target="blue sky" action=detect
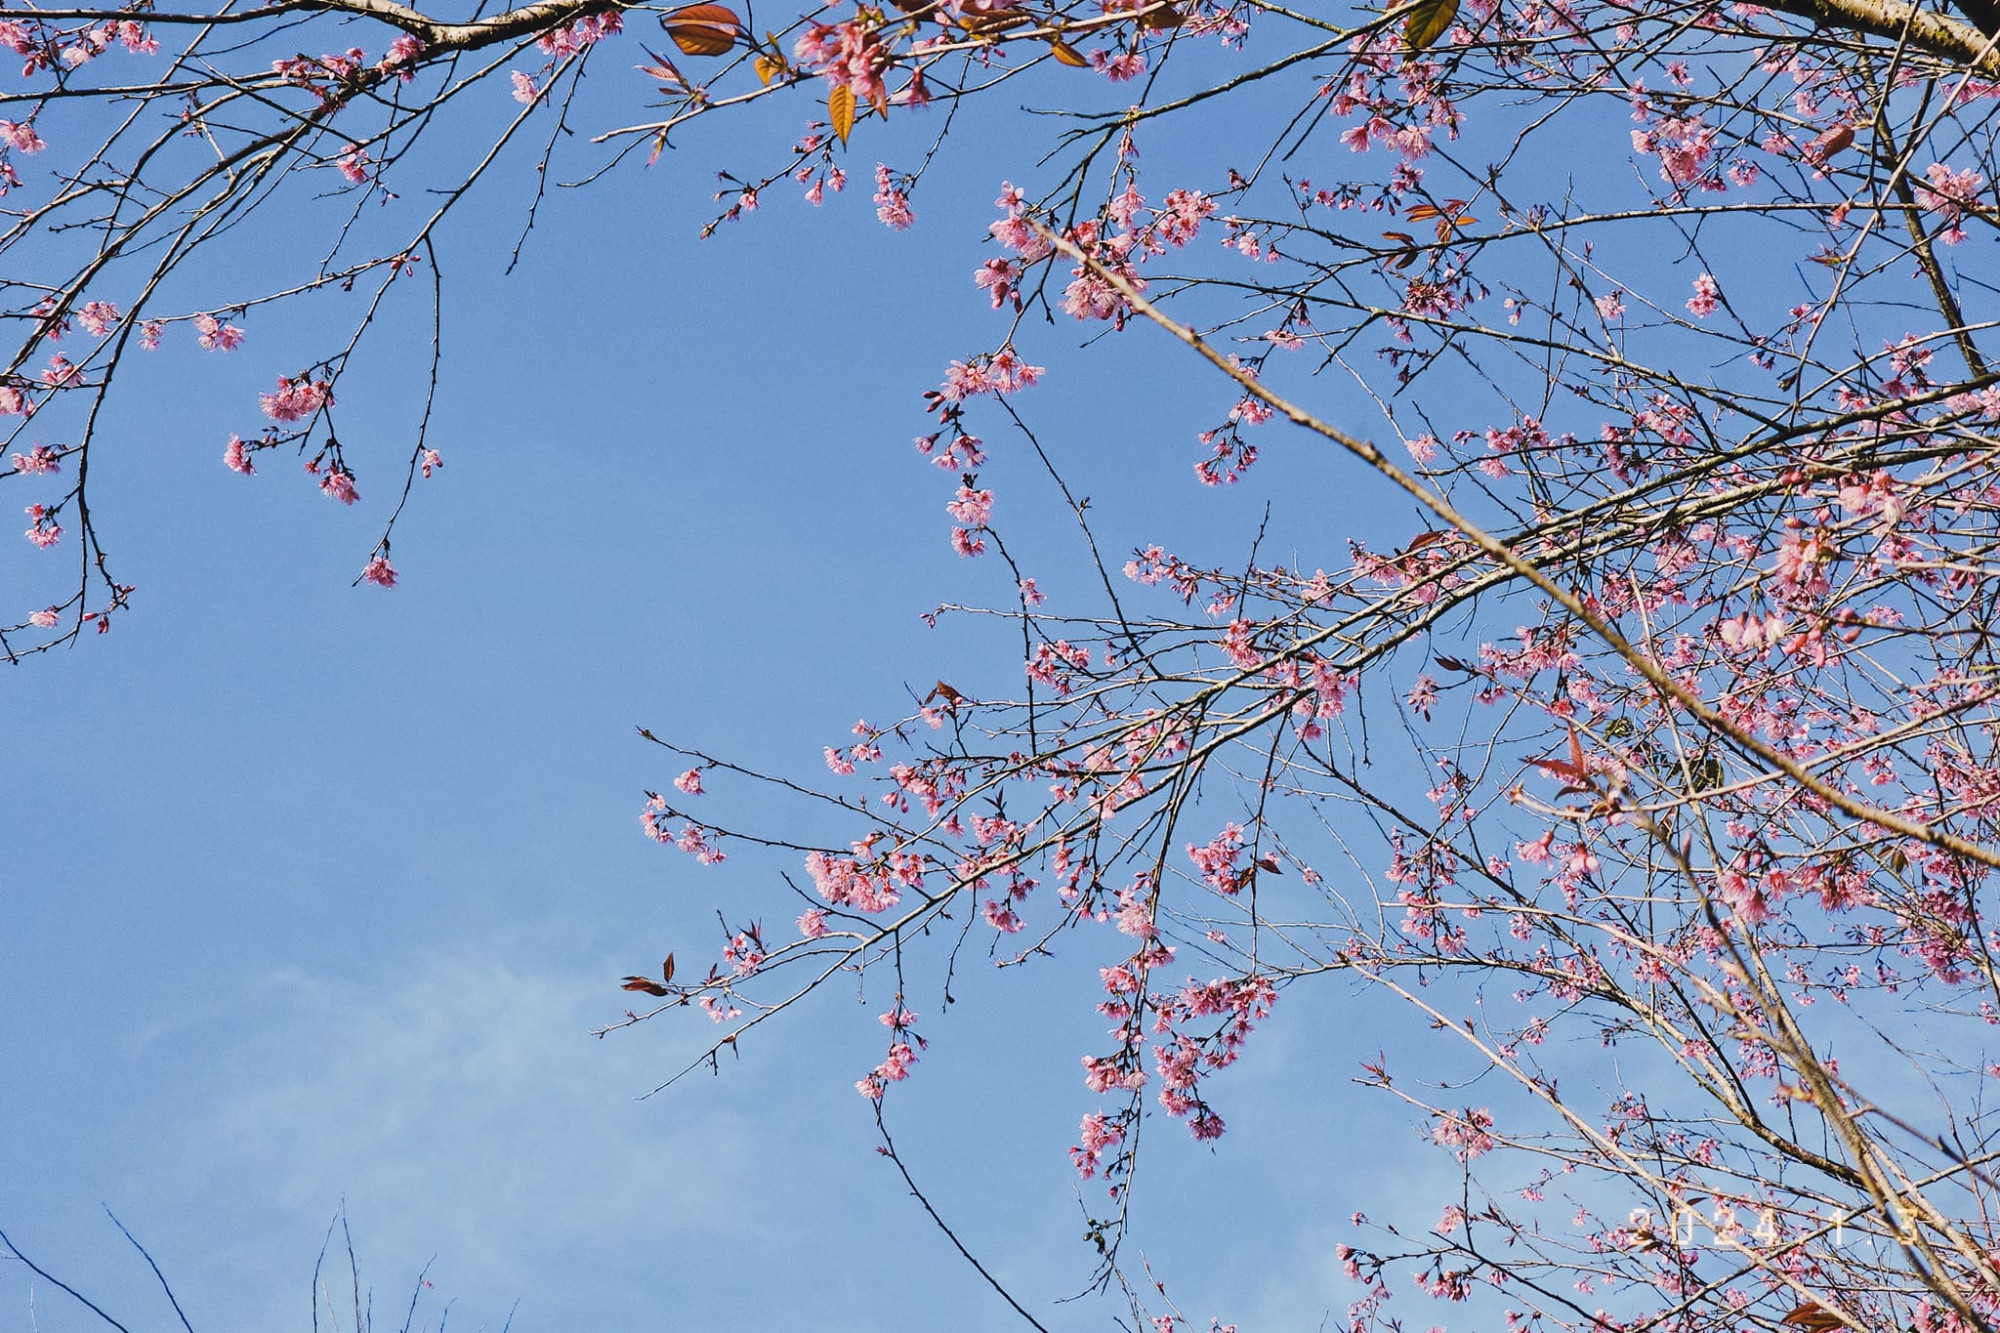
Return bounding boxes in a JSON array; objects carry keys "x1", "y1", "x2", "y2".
[
  {"x1": 7, "y1": 9, "x2": 1918, "y2": 1321},
  {"x1": 0, "y1": 51, "x2": 1463, "y2": 1327}
]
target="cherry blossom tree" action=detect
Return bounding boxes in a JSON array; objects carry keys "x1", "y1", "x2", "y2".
[{"x1": 13, "y1": 0, "x2": 2000, "y2": 1325}]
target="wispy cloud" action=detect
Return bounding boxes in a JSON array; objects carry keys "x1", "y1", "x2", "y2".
[{"x1": 186, "y1": 943, "x2": 771, "y2": 1328}]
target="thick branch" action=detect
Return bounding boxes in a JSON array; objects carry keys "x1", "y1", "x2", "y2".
[{"x1": 1753, "y1": 0, "x2": 2000, "y2": 73}]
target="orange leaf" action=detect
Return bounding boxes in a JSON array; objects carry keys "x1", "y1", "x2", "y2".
[
  {"x1": 1406, "y1": 203, "x2": 1442, "y2": 221},
  {"x1": 660, "y1": 3, "x2": 741, "y2": 56},
  {"x1": 1381, "y1": 230, "x2": 1419, "y2": 269},
  {"x1": 828, "y1": 84, "x2": 855, "y2": 144},
  {"x1": 1049, "y1": 35, "x2": 1089, "y2": 65},
  {"x1": 753, "y1": 52, "x2": 785, "y2": 86}
]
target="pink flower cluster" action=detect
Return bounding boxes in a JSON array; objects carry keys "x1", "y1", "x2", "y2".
[
  {"x1": 76, "y1": 301, "x2": 119, "y2": 337},
  {"x1": 316, "y1": 466, "x2": 359, "y2": 505},
  {"x1": 1916, "y1": 163, "x2": 1985, "y2": 243},
  {"x1": 640, "y1": 794, "x2": 726, "y2": 863},
  {"x1": 195, "y1": 312, "x2": 244, "y2": 351},
  {"x1": 10, "y1": 444, "x2": 59, "y2": 474},
  {"x1": 855, "y1": 1006, "x2": 922, "y2": 1100},
  {"x1": 536, "y1": 8, "x2": 620, "y2": 57},
  {"x1": 1686, "y1": 273, "x2": 1720, "y2": 318},
  {"x1": 804, "y1": 835, "x2": 923, "y2": 913},
  {"x1": 1431, "y1": 1106, "x2": 1496, "y2": 1159},
  {"x1": 0, "y1": 118, "x2": 46, "y2": 153},
  {"x1": 872, "y1": 163, "x2": 913, "y2": 230},
  {"x1": 260, "y1": 375, "x2": 330, "y2": 422},
  {"x1": 23, "y1": 503, "x2": 61, "y2": 548},
  {"x1": 935, "y1": 348, "x2": 1043, "y2": 405},
  {"x1": 1070, "y1": 1111, "x2": 1125, "y2": 1178},
  {"x1": 792, "y1": 18, "x2": 889, "y2": 112}
]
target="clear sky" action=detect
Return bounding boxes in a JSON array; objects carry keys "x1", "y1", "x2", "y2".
[{"x1": 0, "y1": 48, "x2": 1461, "y2": 1329}]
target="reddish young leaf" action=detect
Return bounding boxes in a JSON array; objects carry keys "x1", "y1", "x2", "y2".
[
  {"x1": 957, "y1": 3, "x2": 1031, "y2": 33},
  {"x1": 659, "y1": 4, "x2": 742, "y2": 56},
  {"x1": 637, "y1": 46, "x2": 687, "y2": 90},
  {"x1": 1805, "y1": 123, "x2": 1855, "y2": 162},
  {"x1": 1529, "y1": 756, "x2": 1587, "y2": 784},
  {"x1": 1783, "y1": 1305, "x2": 1846, "y2": 1333}
]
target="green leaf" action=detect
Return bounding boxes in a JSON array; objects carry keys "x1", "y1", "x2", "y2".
[{"x1": 1400, "y1": 0, "x2": 1459, "y2": 51}]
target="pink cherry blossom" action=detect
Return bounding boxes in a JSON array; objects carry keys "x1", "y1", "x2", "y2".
[
  {"x1": 260, "y1": 376, "x2": 330, "y2": 422},
  {"x1": 0, "y1": 119, "x2": 46, "y2": 153},
  {"x1": 318, "y1": 468, "x2": 359, "y2": 505},
  {"x1": 11, "y1": 444, "x2": 59, "y2": 474},
  {"x1": 76, "y1": 301, "x2": 119, "y2": 337},
  {"x1": 1686, "y1": 273, "x2": 1720, "y2": 318},
  {"x1": 195, "y1": 312, "x2": 244, "y2": 351},
  {"x1": 23, "y1": 504, "x2": 61, "y2": 548}
]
